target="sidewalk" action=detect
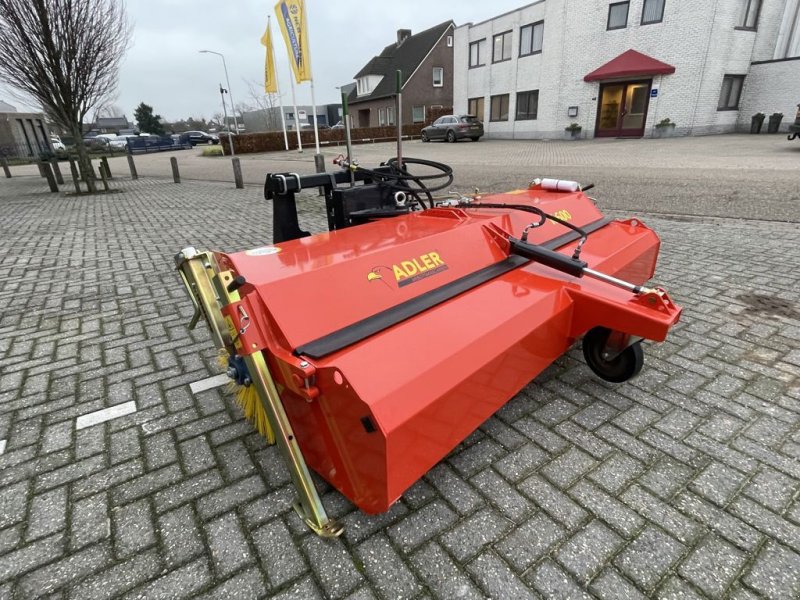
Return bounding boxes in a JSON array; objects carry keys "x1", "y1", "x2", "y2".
[{"x1": 0, "y1": 171, "x2": 799, "y2": 598}]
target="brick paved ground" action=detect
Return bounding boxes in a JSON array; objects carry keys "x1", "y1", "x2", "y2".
[{"x1": 1, "y1": 137, "x2": 799, "y2": 598}]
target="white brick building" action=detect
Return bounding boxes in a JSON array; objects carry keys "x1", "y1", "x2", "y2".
[{"x1": 453, "y1": 0, "x2": 800, "y2": 139}]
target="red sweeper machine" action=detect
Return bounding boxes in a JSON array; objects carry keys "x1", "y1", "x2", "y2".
[{"x1": 175, "y1": 85, "x2": 681, "y2": 537}]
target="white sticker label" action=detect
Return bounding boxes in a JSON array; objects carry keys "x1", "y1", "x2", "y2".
[{"x1": 245, "y1": 246, "x2": 282, "y2": 256}]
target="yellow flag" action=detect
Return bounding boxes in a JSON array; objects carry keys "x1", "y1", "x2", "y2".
[
  {"x1": 274, "y1": 0, "x2": 311, "y2": 83},
  {"x1": 260, "y1": 23, "x2": 278, "y2": 93}
]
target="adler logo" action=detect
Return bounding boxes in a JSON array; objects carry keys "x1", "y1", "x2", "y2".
[{"x1": 368, "y1": 252, "x2": 448, "y2": 288}]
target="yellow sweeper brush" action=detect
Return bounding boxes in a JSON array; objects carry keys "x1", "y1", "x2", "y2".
[{"x1": 218, "y1": 350, "x2": 275, "y2": 445}]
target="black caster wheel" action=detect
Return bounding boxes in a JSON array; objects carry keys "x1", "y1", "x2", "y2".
[{"x1": 582, "y1": 327, "x2": 644, "y2": 383}]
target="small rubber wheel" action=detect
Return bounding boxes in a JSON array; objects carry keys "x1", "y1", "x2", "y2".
[
  {"x1": 471, "y1": 136, "x2": 480, "y2": 141},
  {"x1": 446, "y1": 130, "x2": 456, "y2": 143},
  {"x1": 421, "y1": 131, "x2": 429, "y2": 142},
  {"x1": 582, "y1": 327, "x2": 644, "y2": 383}
]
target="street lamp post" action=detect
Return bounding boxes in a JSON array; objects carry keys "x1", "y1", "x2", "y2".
[{"x1": 199, "y1": 50, "x2": 240, "y2": 134}]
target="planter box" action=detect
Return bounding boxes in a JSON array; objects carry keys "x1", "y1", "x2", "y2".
[
  {"x1": 564, "y1": 130, "x2": 582, "y2": 140},
  {"x1": 653, "y1": 124, "x2": 676, "y2": 138}
]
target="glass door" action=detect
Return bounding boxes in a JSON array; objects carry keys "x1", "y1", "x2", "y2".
[{"x1": 595, "y1": 80, "x2": 651, "y2": 137}]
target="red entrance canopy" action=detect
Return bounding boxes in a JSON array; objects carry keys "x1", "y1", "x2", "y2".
[{"x1": 584, "y1": 49, "x2": 675, "y2": 82}]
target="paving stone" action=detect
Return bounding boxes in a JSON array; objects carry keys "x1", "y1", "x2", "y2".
[
  {"x1": 0, "y1": 532, "x2": 65, "y2": 583},
  {"x1": 178, "y1": 435, "x2": 217, "y2": 475},
  {"x1": 251, "y1": 518, "x2": 307, "y2": 588},
  {"x1": 495, "y1": 512, "x2": 567, "y2": 571},
  {"x1": 270, "y1": 576, "x2": 324, "y2": 600},
  {"x1": 25, "y1": 485, "x2": 68, "y2": 541},
  {"x1": 528, "y1": 558, "x2": 592, "y2": 599},
  {"x1": 519, "y1": 474, "x2": 588, "y2": 531},
  {"x1": 677, "y1": 534, "x2": 747, "y2": 597},
  {"x1": 71, "y1": 459, "x2": 145, "y2": 500},
  {"x1": 195, "y1": 566, "x2": 268, "y2": 600},
  {"x1": 688, "y1": 461, "x2": 748, "y2": 507},
  {"x1": 157, "y1": 504, "x2": 205, "y2": 568},
  {"x1": 470, "y1": 468, "x2": 533, "y2": 522},
  {"x1": 742, "y1": 541, "x2": 800, "y2": 600},
  {"x1": 410, "y1": 542, "x2": 484, "y2": 600},
  {"x1": 121, "y1": 557, "x2": 212, "y2": 600},
  {"x1": 569, "y1": 480, "x2": 643, "y2": 538},
  {"x1": 492, "y1": 443, "x2": 548, "y2": 483},
  {"x1": 67, "y1": 548, "x2": 161, "y2": 600},
  {"x1": 70, "y1": 493, "x2": 110, "y2": 550},
  {"x1": 215, "y1": 439, "x2": 257, "y2": 482},
  {"x1": 588, "y1": 453, "x2": 644, "y2": 494},
  {"x1": 355, "y1": 533, "x2": 422, "y2": 600},
  {"x1": 387, "y1": 499, "x2": 458, "y2": 552},
  {"x1": 639, "y1": 457, "x2": 696, "y2": 500},
  {"x1": 621, "y1": 484, "x2": 703, "y2": 544},
  {"x1": 110, "y1": 463, "x2": 183, "y2": 506},
  {"x1": 0, "y1": 480, "x2": 29, "y2": 529},
  {"x1": 743, "y1": 466, "x2": 798, "y2": 513},
  {"x1": 142, "y1": 430, "x2": 179, "y2": 470},
  {"x1": 302, "y1": 534, "x2": 363, "y2": 599},
  {"x1": 16, "y1": 542, "x2": 110, "y2": 598},
  {"x1": 555, "y1": 519, "x2": 624, "y2": 584},
  {"x1": 730, "y1": 496, "x2": 800, "y2": 553},
  {"x1": 655, "y1": 576, "x2": 706, "y2": 600},
  {"x1": 424, "y1": 463, "x2": 484, "y2": 515},
  {"x1": 204, "y1": 512, "x2": 253, "y2": 578},
  {"x1": 112, "y1": 498, "x2": 156, "y2": 559},
  {"x1": 448, "y1": 438, "x2": 506, "y2": 477},
  {"x1": 590, "y1": 567, "x2": 648, "y2": 600},
  {"x1": 541, "y1": 447, "x2": 597, "y2": 489},
  {"x1": 440, "y1": 507, "x2": 513, "y2": 562},
  {"x1": 613, "y1": 405, "x2": 660, "y2": 435},
  {"x1": 614, "y1": 526, "x2": 686, "y2": 592},
  {"x1": 674, "y1": 491, "x2": 762, "y2": 552},
  {"x1": 466, "y1": 551, "x2": 539, "y2": 600}
]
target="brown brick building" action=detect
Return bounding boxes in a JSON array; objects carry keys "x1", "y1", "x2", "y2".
[{"x1": 348, "y1": 21, "x2": 455, "y2": 128}]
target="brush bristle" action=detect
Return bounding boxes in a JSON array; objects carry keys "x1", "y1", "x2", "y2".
[{"x1": 219, "y1": 350, "x2": 275, "y2": 445}]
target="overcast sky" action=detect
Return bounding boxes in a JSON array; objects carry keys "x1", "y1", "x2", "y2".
[{"x1": 1, "y1": 0, "x2": 530, "y2": 122}]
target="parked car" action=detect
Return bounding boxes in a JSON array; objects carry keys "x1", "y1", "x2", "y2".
[
  {"x1": 331, "y1": 120, "x2": 345, "y2": 130},
  {"x1": 180, "y1": 131, "x2": 219, "y2": 146},
  {"x1": 421, "y1": 115, "x2": 484, "y2": 143},
  {"x1": 50, "y1": 135, "x2": 65, "y2": 151}
]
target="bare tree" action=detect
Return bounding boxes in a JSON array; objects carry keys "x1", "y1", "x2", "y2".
[
  {"x1": 0, "y1": 0, "x2": 130, "y2": 192},
  {"x1": 243, "y1": 79, "x2": 282, "y2": 132}
]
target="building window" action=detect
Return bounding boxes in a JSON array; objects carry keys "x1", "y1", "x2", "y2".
[
  {"x1": 433, "y1": 67, "x2": 444, "y2": 87},
  {"x1": 412, "y1": 105, "x2": 426, "y2": 123},
  {"x1": 447, "y1": 35, "x2": 453, "y2": 47},
  {"x1": 641, "y1": 0, "x2": 665, "y2": 24},
  {"x1": 378, "y1": 108, "x2": 386, "y2": 126},
  {"x1": 468, "y1": 97, "x2": 485, "y2": 120},
  {"x1": 718, "y1": 75, "x2": 745, "y2": 110},
  {"x1": 490, "y1": 94, "x2": 509, "y2": 121},
  {"x1": 387, "y1": 106, "x2": 395, "y2": 126},
  {"x1": 492, "y1": 31, "x2": 512, "y2": 63},
  {"x1": 607, "y1": 1, "x2": 629, "y2": 30},
  {"x1": 516, "y1": 90, "x2": 539, "y2": 120},
  {"x1": 520, "y1": 21, "x2": 544, "y2": 56},
  {"x1": 469, "y1": 39, "x2": 485, "y2": 67},
  {"x1": 737, "y1": 0, "x2": 761, "y2": 30}
]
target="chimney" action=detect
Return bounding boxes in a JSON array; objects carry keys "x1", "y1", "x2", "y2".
[{"x1": 397, "y1": 29, "x2": 411, "y2": 46}]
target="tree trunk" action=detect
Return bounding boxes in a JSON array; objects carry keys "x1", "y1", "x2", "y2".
[{"x1": 70, "y1": 123, "x2": 97, "y2": 193}]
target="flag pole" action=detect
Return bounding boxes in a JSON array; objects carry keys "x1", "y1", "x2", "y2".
[
  {"x1": 267, "y1": 16, "x2": 289, "y2": 150},
  {"x1": 287, "y1": 72, "x2": 302, "y2": 152}
]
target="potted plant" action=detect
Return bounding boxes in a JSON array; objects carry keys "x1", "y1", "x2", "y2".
[
  {"x1": 750, "y1": 112, "x2": 766, "y2": 134},
  {"x1": 653, "y1": 118, "x2": 676, "y2": 138},
  {"x1": 564, "y1": 123, "x2": 582, "y2": 140},
  {"x1": 767, "y1": 112, "x2": 783, "y2": 133}
]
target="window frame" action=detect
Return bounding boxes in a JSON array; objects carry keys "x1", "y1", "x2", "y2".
[
  {"x1": 378, "y1": 108, "x2": 386, "y2": 126},
  {"x1": 717, "y1": 74, "x2": 745, "y2": 111},
  {"x1": 468, "y1": 97, "x2": 485, "y2": 121},
  {"x1": 432, "y1": 67, "x2": 444, "y2": 87},
  {"x1": 519, "y1": 21, "x2": 544, "y2": 57},
  {"x1": 412, "y1": 105, "x2": 426, "y2": 123},
  {"x1": 469, "y1": 39, "x2": 486, "y2": 68},
  {"x1": 515, "y1": 90, "x2": 539, "y2": 121},
  {"x1": 607, "y1": 1, "x2": 630, "y2": 30},
  {"x1": 387, "y1": 105, "x2": 395, "y2": 126},
  {"x1": 492, "y1": 30, "x2": 513, "y2": 63},
  {"x1": 640, "y1": 0, "x2": 665, "y2": 25},
  {"x1": 489, "y1": 94, "x2": 510, "y2": 122},
  {"x1": 735, "y1": 0, "x2": 761, "y2": 30}
]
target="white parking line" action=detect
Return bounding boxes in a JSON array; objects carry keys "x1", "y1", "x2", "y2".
[
  {"x1": 76, "y1": 401, "x2": 137, "y2": 430},
  {"x1": 0, "y1": 439, "x2": 6, "y2": 455},
  {"x1": 189, "y1": 373, "x2": 230, "y2": 395}
]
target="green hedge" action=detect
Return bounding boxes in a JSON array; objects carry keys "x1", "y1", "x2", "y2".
[{"x1": 219, "y1": 123, "x2": 426, "y2": 155}]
